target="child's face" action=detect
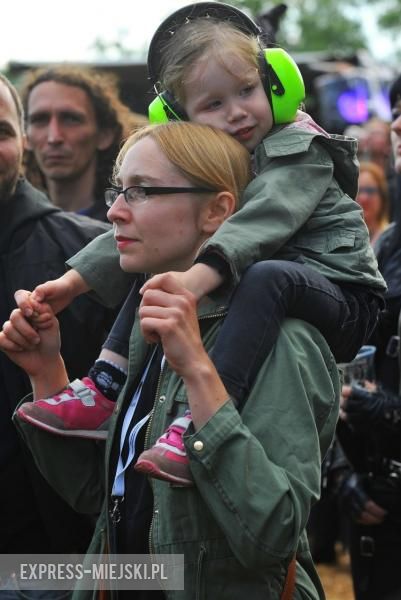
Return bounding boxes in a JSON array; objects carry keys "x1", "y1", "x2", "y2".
[{"x1": 184, "y1": 55, "x2": 273, "y2": 153}]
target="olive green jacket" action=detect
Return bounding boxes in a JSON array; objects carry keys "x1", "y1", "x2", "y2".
[
  {"x1": 203, "y1": 112, "x2": 385, "y2": 290},
  {"x1": 15, "y1": 298, "x2": 340, "y2": 599},
  {"x1": 67, "y1": 111, "x2": 385, "y2": 307}
]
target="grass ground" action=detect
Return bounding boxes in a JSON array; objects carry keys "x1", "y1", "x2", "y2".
[{"x1": 317, "y1": 545, "x2": 354, "y2": 600}]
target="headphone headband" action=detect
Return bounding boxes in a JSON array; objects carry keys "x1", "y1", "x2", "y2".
[{"x1": 147, "y1": 1, "x2": 261, "y2": 86}]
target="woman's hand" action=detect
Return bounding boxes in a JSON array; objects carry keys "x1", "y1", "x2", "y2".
[
  {"x1": 0, "y1": 305, "x2": 61, "y2": 378},
  {"x1": 139, "y1": 273, "x2": 206, "y2": 377},
  {"x1": 139, "y1": 273, "x2": 229, "y2": 429},
  {"x1": 339, "y1": 472, "x2": 387, "y2": 525}
]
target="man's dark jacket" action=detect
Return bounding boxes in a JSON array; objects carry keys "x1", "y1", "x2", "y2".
[{"x1": 0, "y1": 178, "x2": 113, "y2": 553}]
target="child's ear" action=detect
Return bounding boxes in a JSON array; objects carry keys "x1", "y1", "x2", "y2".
[{"x1": 202, "y1": 191, "x2": 236, "y2": 234}]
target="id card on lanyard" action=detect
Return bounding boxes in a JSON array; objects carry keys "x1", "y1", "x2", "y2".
[{"x1": 112, "y1": 348, "x2": 165, "y2": 498}]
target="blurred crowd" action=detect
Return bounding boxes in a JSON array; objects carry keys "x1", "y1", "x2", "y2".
[{"x1": 309, "y1": 76, "x2": 401, "y2": 600}]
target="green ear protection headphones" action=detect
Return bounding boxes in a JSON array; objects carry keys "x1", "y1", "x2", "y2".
[{"x1": 147, "y1": 1, "x2": 305, "y2": 126}]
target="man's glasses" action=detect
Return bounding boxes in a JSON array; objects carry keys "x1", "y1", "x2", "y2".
[
  {"x1": 358, "y1": 186, "x2": 379, "y2": 196},
  {"x1": 105, "y1": 185, "x2": 216, "y2": 208}
]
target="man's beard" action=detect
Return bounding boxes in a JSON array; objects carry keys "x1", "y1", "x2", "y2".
[{"x1": 0, "y1": 169, "x2": 19, "y2": 205}]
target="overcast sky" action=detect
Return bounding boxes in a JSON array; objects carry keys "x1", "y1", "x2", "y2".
[
  {"x1": 0, "y1": 0, "x2": 395, "y2": 69},
  {"x1": 0, "y1": 0, "x2": 190, "y2": 68}
]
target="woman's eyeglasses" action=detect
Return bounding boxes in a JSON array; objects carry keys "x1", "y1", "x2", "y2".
[
  {"x1": 358, "y1": 186, "x2": 379, "y2": 196},
  {"x1": 105, "y1": 185, "x2": 216, "y2": 207}
]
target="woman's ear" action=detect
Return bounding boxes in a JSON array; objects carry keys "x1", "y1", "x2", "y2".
[{"x1": 202, "y1": 191, "x2": 236, "y2": 234}]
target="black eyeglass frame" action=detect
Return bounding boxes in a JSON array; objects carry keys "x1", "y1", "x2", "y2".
[
  {"x1": 357, "y1": 186, "x2": 380, "y2": 196},
  {"x1": 105, "y1": 185, "x2": 217, "y2": 207}
]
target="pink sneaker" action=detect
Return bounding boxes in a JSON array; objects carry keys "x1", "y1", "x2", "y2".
[
  {"x1": 16, "y1": 378, "x2": 114, "y2": 440},
  {"x1": 134, "y1": 411, "x2": 193, "y2": 486}
]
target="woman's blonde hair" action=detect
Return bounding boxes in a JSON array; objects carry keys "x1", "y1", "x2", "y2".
[
  {"x1": 359, "y1": 161, "x2": 390, "y2": 227},
  {"x1": 113, "y1": 121, "x2": 251, "y2": 208},
  {"x1": 159, "y1": 18, "x2": 260, "y2": 105}
]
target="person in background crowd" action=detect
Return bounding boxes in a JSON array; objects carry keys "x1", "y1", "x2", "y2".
[
  {"x1": 0, "y1": 73, "x2": 117, "y2": 594},
  {"x1": 20, "y1": 65, "x2": 147, "y2": 221},
  {"x1": 362, "y1": 117, "x2": 399, "y2": 222},
  {"x1": 362, "y1": 118, "x2": 392, "y2": 173},
  {"x1": 337, "y1": 72, "x2": 401, "y2": 600},
  {"x1": 357, "y1": 161, "x2": 390, "y2": 247},
  {"x1": 343, "y1": 125, "x2": 369, "y2": 159}
]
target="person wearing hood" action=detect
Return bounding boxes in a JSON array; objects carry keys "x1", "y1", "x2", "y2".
[{"x1": 0, "y1": 73, "x2": 116, "y2": 570}]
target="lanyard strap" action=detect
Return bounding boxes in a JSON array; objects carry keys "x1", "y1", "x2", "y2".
[{"x1": 112, "y1": 348, "x2": 161, "y2": 498}]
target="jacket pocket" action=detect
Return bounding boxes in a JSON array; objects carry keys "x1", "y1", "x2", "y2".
[
  {"x1": 164, "y1": 384, "x2": 188, "y2": 415},
  {"x1": 293, "y1": 229, "x2": 355, "y2": 254}
]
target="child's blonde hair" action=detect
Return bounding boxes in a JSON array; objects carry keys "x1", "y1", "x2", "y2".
[
  {"x1": 159, "y1": 18, "x2": 260, "y2": 105},
  {"x1": 114, "y1": 121, "x2": 251, "y2": 208}
]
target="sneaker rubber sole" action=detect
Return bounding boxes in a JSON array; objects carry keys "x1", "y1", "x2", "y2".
[
  {"x1": 134, "y1": 458, "x2": 193, "y2": 487},
  {"x1": 17, "y1": 409, "x2": 109, "y2": 441}
]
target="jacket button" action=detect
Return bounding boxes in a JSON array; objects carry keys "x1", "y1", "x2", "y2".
[
  {"x1": 193, "y1": 440, "x2": 203, "y2": 451},
  {"x1": 159, "y1": 395, "x2": 166, "y2": 403}
]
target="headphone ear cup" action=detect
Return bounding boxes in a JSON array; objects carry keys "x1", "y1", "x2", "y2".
[
  {"x1": 148, "y1": 90, "x2": 187, "y2": 123},
  {"x1": 263, "y1": 48, "x2": 305, "y2": 125},
  {"x1": 148, "y1": 95, "x2": 169, "y2": 123}
]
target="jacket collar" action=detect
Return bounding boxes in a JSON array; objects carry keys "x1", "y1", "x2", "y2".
[
  {"x1": 0, "y1": 178, "x2": 59, "y2": 252},
  {"x1": 255, "y1": 111, "x2": 359, "y2": 200}
]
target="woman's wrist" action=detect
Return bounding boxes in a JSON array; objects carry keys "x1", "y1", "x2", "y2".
[
  {"x1": 30, "y1": 355, "x2": 68, "y2": 400},
  {"x1": 182, "y1": 355, "x2": 230, "y2": 429}
]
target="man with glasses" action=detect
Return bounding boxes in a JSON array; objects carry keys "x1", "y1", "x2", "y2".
[{"x1": 0, "y1": 73, "x2": 117, "y2": 577}]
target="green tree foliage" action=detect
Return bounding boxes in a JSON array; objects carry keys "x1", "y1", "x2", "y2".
[
  {"x1": 367, "y1": 0, "x2": 401, "y2": 61},
  {"x1": 90, "y1": 30, "x2": 146, "y2": 61},
  {"x1": 375, "y1": 0, "x2": 401, "y2": 31},
  {"x1": 287, "y1": 3, "x2": 367, "y2": 52},
  {"x1": 225, "y1": 0, "x2": 367, "y2": 53}
]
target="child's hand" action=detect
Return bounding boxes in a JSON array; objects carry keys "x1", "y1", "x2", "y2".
[
  {"x1": 14, "y1": 269, "x2": 90, "y2": 317},
  {"x1": 140, "y1": 263, "x2": 223, "y2": 302},
  {"x1": 10, "y1": 292, "x2": 53, "y2": 331},
  {"x1": 29, "y1": 302, "x2": 55, "y2": 331}
]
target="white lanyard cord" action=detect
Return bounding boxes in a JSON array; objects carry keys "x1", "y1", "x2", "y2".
[{"x1": 112, "y1": 348, "x2": 163, "y2": 498}]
